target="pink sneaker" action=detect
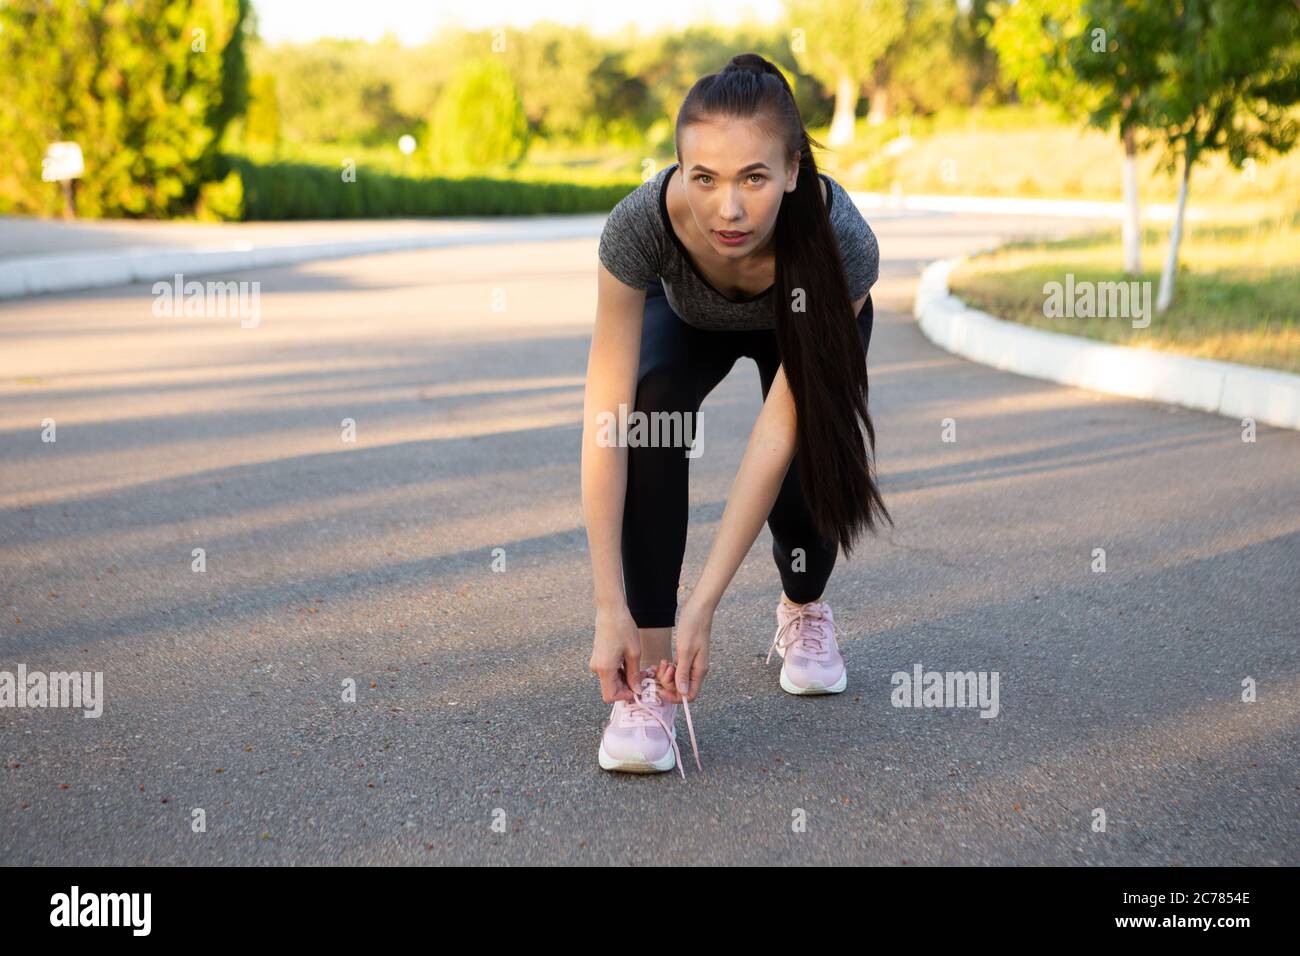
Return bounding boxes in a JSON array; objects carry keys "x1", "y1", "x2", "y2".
[
  {"x1": 597, "y1": 668, "x2": 702, "y2": 778},
  {"x1": 767, "y1": 598, "x2": 848, "y2": 695}
]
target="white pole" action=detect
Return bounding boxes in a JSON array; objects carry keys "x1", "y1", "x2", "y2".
[
  {"x1": 1122, "y1": 131, "x2": 1141, "y2": 275},
  {"x1": 1156, "y1": 153, "x2": 1191, "y2": 314}
]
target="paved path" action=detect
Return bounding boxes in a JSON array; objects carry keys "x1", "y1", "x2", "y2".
[
  {"x1": 0, "y1": 214, "x2": 609, "y2": 261},
  {"x1": 1, "y1": 211, "x2": 1296, "y2": 864}
]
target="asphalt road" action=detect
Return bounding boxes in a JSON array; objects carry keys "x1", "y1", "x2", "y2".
[{"x1": 1, "y1": 210, "x2": 1297, "y2": 865}]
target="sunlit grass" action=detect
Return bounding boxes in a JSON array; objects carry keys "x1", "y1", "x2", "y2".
[
  {"x1": 947, "y1": 209, "x2": 1300, "y2": 374},
  {"x1": 812, "y1": 105, "x2": 1300, "y2": 214}
]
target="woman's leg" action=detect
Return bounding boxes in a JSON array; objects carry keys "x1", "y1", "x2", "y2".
[
  {"x1": 762, "y1": 449, "x2": 839, "y2": 604},
  {"x1": 750, "y1": 294, "x2": 875, "y2": 604},
  {"x1": 622, "y1": 281, "x2": 741, "y2": 661}
]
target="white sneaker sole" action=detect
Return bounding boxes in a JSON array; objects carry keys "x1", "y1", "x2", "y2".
[
  {"x1": 779, "y1": 665, "x2": 848, "y2": 695},
  {"x1": 773, "y1": 624, "x2": 848, "y2": 695},
  {"x1": 597, "y1": 729, "x2": 678, "y2": 773}
]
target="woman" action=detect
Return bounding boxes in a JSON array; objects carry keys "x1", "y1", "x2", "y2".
[{"x1": 581, "y1": 52, "x2": 893, "y2": 778}]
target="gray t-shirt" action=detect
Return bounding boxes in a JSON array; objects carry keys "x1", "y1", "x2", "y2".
[{"x1": 597, "y1": 162, "x2": 879, "y2": 331}]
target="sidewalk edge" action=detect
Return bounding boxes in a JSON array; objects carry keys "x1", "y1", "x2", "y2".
[{"x1": 913, "y1": 256, "x2": 1300, "y2": 432}]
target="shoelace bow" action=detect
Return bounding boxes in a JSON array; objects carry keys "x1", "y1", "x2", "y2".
[
  {"x1": 621, "y1": 672, "x2": 702, "y2": 780},
  {"x1": 766, "y1": 602, "x2": 834, "y2": 666}
]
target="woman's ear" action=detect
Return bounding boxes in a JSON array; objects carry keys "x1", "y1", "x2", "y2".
[{"x1": 785, "y1": 150, "x2": 800, "y2": 193}]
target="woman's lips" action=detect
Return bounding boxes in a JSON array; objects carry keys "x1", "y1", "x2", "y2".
[{"x1": 714, "y1": 230, "x2": 750, "y2": 244}]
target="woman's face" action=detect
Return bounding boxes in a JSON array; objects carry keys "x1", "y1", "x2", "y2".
[{"x1": 677, "y1": 117, "x2": 797, "y2": 260}]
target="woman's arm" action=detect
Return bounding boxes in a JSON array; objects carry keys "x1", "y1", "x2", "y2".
[
  {"x1": 582, "y1": 264, "x2": 648, "y2": 701},
  {"x1": 691, "y1": 361, "x2": 799, "y2": 612},
  {"x1": 581, "y1": 272, "x2": 642, "y2": 611}
]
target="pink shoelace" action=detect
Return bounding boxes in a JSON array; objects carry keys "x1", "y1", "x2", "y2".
[
  {"x1": 622, "y1": 670, "x2": 702, "y2": 780},
  {"x1": 766, "y1": 601, "x2": 834, "y2": 666}
]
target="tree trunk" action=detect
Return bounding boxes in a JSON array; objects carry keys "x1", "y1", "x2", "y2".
[
  {"x1": 828, "y1": 73, "x2": 859, "y2": 148},
  {"x1": 867, "y1": 85, "x2": 889, "y2": 127},
  {"x1": 1122, "y1": 127, "x2": 1141, "y2": 275},
  {"x1": 1156, "y1": 152, "x2": 1192, "y2": 314}
]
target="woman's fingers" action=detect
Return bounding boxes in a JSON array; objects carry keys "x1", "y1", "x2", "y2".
[
  {"x1": 597, "y1": 657, "x2": 689, "y2": 704},
  {"x1": 687, "y1": 655, "x2": 709, "y2": 702},
  {"x1": 596, "y1": 670, "x2": 617, "y2": 703},
  {"x1": 674, "y1": 649, "x2": 694, "y2": 699},
  {"x1": 654, "y1": 661, "x2": 682, "y2": 703},
  {"x1": 660, "y1": 661, "x2": 676, "y2": 689},
  {"x1": 596, "y1": 666, "x2": 633, "y2": 703}
]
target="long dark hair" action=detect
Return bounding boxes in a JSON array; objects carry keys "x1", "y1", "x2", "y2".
[{"x1": 674, "y1": 52, "x2": 892, "y2": 557}]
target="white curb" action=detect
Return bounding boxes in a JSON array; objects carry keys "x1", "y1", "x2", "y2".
[
  {"x1": 0, "y1": 217, "x2": 606, "y2": 301},
  {"x1": 915, "y1": 257, "x2": 1300, "y2": 431}
]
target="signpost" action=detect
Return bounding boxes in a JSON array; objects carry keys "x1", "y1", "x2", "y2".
[{"x1": 41, "y1": 141, "x2": 84, "y2": 219}]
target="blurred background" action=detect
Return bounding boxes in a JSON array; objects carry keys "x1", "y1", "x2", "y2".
[
  {"x1": 0, "y1": 0, "x2": 1296, "y2": 365},
  {"x1": 1, "y1": 1, "x2": 1294, "y2": 216}
]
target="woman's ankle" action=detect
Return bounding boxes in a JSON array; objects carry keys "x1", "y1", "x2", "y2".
[
  {"x1": 780, "y1": 590, "x2": 824, "y2": 608},
  {"x1": 637, "y1": 625, "x2": 673, "y2": 666}
]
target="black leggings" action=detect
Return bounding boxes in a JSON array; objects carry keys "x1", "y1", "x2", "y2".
[{"x1": 621, "y1": 278, "x2": 874, "y2": 628}]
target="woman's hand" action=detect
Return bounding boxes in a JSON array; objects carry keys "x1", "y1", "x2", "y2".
[
  {"x1": 662, "y1": 596, "x2": 713, "y2": 703},
  {"x1": 589, "y1": 604, "x2": 641, "y2": 703}
]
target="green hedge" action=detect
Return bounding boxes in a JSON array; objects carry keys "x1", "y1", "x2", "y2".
[{"x1": 219, "y1": 154, "x2": 637, "y2": 220}]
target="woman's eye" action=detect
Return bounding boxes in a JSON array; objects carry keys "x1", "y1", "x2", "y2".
[{"x1": 694, "y1": 174, "x2": 764, "y2": 185}]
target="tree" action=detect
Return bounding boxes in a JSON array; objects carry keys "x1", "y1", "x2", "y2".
[
  {"x1": 1139, "y1": 0, "x2": 1300, "y2": 312},
  {"x1": 495, "y1": 21, "x2": 607, "y2": 144},
  {"x1": 987, "y1": 0, "x2": 1156, "y2": 275},
  {"x1": 211, "y1": 0, "x2": 252, "y2": 138},
  {"x1": 0, "y1": 0, "x2": 251, "y2": 218},
  {"x1": 1070, "y1": 0, "x2": 1170, "y2": 274},
  {"x1": 244, "y1": 73, "x2": 281, "y2": 147},
  {"x1": 251, "y1": 39, "x2": 407, "y2": 146},
  {"x1": 784, "y1": 0, "x2": 908, "y2": 147},
  {"x1": 889, "y1": 0, "x2": 1008, "y2": 116},
  {"x1": 427, "y1": 57, "x2": 530, "y2": 172}
]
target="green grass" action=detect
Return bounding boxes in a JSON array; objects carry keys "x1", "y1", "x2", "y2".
[{"x1": 947, "y1": 209, "x2": 1300, "y2": 374}]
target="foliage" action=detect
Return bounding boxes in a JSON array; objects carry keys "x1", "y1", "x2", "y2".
[
  {"x1": 427, "y1": 57, "x2": 530, "y2": 172},
  {"x1": 0, "y1": 0, "x2": 251, "y2": 217}
]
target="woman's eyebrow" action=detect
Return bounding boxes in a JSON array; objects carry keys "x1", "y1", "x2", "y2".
[{"x1": 688, "y1": 162, "x2": 772, "y2": 175}]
